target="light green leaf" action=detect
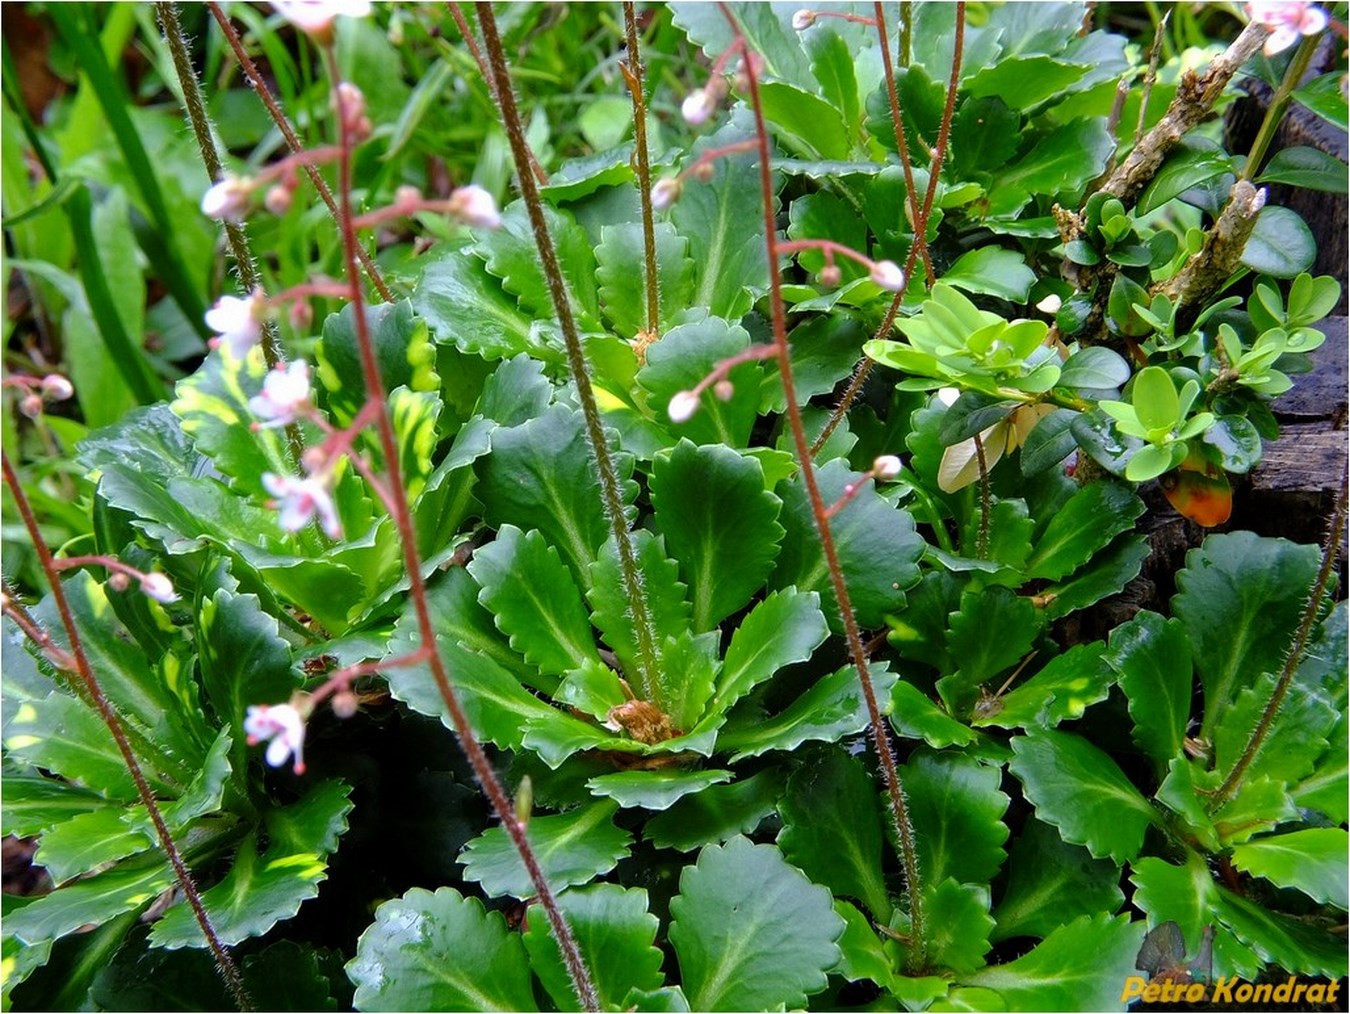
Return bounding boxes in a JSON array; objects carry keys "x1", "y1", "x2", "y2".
[
  {"x1": 940, "y1": 586, "x2": 1039, "y2": 714},
  {"x1": 587, "y1": 529, "x2": 691, "y2": 681},
  {"x1": 461, "y1": 800, "x2": 632, "y2": 899},
  {"x1": 586, "y1": 769, "x2": 731, "y2": 810},
  {"x1": 889, "y1": 682, "x2": 978, "y2": 748},
  {"x1": 595, "y1": 221, "x2": 695, "y2": 338},
  {"x1": 1105, "y1": 611, "x2": 1193, "y2": 769},
  {"x1": 992, "y1": 819, "x2": 1124, "y2": 941},
  {"x1": 712, "y1": 588, "x2": 829, "y2": 715},
  {"x1": 3, "y1": 853, "x2": 174, "y2": 945},
  {"x1": 972, "y1": 642, "x2": 1115, "y2": 729},
  {"x1": 644, "y1": 771, "x2": 784, "y2": 851},
  {"x1": 476, "y1": 201, "x2": 600, "y2": 329},
  {"x1": 347, "y1": 887, "x2": 538, "y2": 1012},
  {"x1": 902, "y1": 749, "x2": 1010, "y2": 887},
  {"x1": 1024, "y1": 481, "x2": 1144, "y2": 581},
  {"x1": 941, "y1": 247, "x2": 1036, "y2": 302},
  {"x1": 1231, "y1": 829, "x2": 1348, "y2": 910},
  {"x1": 669, "y1": 836, "x2": 843, "y2": 1012},
  {"x1": 637, "y1": 318, "x2": 765, "y2": 448}
]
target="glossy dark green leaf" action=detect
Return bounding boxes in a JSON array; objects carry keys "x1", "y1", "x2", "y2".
[
  {"x1": 461, "y1": 800, "x2": 631, "y2": 899},
  {"x1": 644, "y1": 770, "x2": 784, "y2": 851},
  {"x1": 638, "y1": 318, "x2": 765, "y2": 448},
  {"x1": 347, "y1": 887, "x2": 538, "y2": 1012},
  {"x1": 34, "y1": 807, "x2": 151, "y2": 886},
  {"x1": 670, "y1": 3, "x2": 812, "y2": 83},
  {"x1": 595, "y1": 222, "x2": 695, "y2": 338},
  {"x1": 1040, "y1": 533, "x2": 1149, "y2": 620},
  {"x1": 900, "y1": 880, "x2": 995, "y2": 975},
  {"x1": 771, "y1": 458, "x2": 924, "y2": 631},
  {"x1": 152, "y1": 780, "x2": 353, "y2": 947},
  {"x1": 787, "y1": 192, "x2": 869, "y2": 283},
  {"x1": 1242, "y1": 206, "x2": 1316, "y2": 278},
  {"x1": 712, "y1": 588, "x2": 828, "y2": 716},
  {"x1": 1024, "y1": 480, "x2": 1144, "y2": 581},
  {"x1": 1130, "y1": 853, "x2": 1261, "y2": 980},
  {"x1": 669, "y1": 836, "x2": 843, "y2": 1012},
  {"x1": 965, "y1": 56, "x2": 1088, "y2": 108},
  {"x1": 806, "y1": 27, "x2": 863, "y2": 138},
  {"x1": 317, "y1": 300, "x2": 438, "y2": 427},
  {"x1": 938, "y1": 394, "x2": 1019, "y2": 446},
  {"x1": 1203, "y1": 414, "x2": 1263, "y2": 474},
  {"x1": 1137, "y1": 143, "x2": 1234, "y2": 215},
  {"x1": 4, "y1": 692, "x2": 140, "y2": 799},
  {"x1": 651, "y1": 441, "x2": 783, "y2": 629},
  {"x1": 1009, "y1": 729, "x2": 1156, "y2": 864},
  {"x1": 1105, "y1": 611, "x2": 1192, "y2": 769},
  {"x1": 832, "y1": 901, "x2": 897, "y2": 991},
  {"x1": 992, "y1": 819, "x2": 1124, "y2": 941},
  {"x1": 720, "y1": 663, "x2": 898, "y2": 763},
  {"x1": 1214, "y1": 886, "x2": 1348, "y2": 977},
  {"x1": 0, "y1": 775, "x2": 109, "y2": 838},
  {"x1": 1257, "y1": 146, "x2": 1349, "y2": 193},
  {"x1": 524, "y1": 884, "x2": 665, "y2": 1010},
  {"x1": 477, "y1": 404, "x2": 635, "y2": 585},
  {"x1": 760, "y1": 81, "x2": 850, "y2": 160},
  {"x1": 1173, "y1": 532, "x2": 1320, "y2": 738},
  {"x1": 468, "y1": 525, "x2": 601, "y2": 677},
  {"x1": 667, "y1": 122, "x2": 770, "y2": 320},
  {"x1": 987, "y1": 119, "x2": 1114, "y2": 215},
  {"x1": 902, "y1": 749, "x2": 1009, "y2": 887},
  {"x1": 951, "y1": 96, "x2": 1020, "y2": 176},
  {"x1": 957, "y1": 913, "x2": 1145, "y2": 1011},
  {"x1": 941, "y1": 586, "x2": 1039, "y2": 714},
  {"x1": 1292, "y1": 71, "x2": 1348, "y2": 130},
  {"x1": 778, "y1": 749, "x2": 890, "y2": 919},
  {"x1": 1058, "y1": 347, "x2": 1130, "y2": 390},
  {"x1": 413, "y1": 248, "x2": 562, "y2": 363},
  {"x1": 3, "y1": 853, "x2": 172, "y2": 946},
  {"x1": 1019, "y1": 409, "x2": 1079, "y2": 476},
  {"x1": 1213, "y1": 672, "x2": 1338, "y2": 787}
]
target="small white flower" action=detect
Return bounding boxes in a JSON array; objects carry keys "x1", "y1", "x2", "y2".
[
  {"x1": 447, "y1": 184, "x2": 502, "y2": 229},
  {"x1": 1247, "y1": 1, "x2": 1327, "y2": 55},
  {"x1": 140, "y1": 572, "x2": 180, "y2": 604},
  {"x1": 39, "y1": 374, "x2": 73, "y2": 401},
  {"x1": 873, "y1": 455, "x2": 902, "y2": 480},
  {"x1": 792, "y1": 9, "x2": 816, "y2": 30},
  {"x1": 869, "y1": 259, "x2": 906, "y2": 292},
  {"x1": 263, "y1": 472, "x2": 342, "y2": 539},
  {"x1": 271, "y1": 0, "x2": 371, "y2": 39},
  {"x1": 249, "y1": 361, "x2": 311, "y2": 428},
  {"x1": 681, "y1": 88, "x2": 718, "y2": 126},
  {"x1": 651, "y1": 178, "x2": 682, "y2": 211},
  {"x1": 200, "y1": 176, "x2": 255, "y2": 221},
  {"x1": 205, "y1": 292, "x2": 267, "y2": 359},
  {"x1": 667, "y1": 390, "x2": 701, "y2": 423},
  {"x1": 244, "y1": 703, "x2": 307, "y2": 774}
]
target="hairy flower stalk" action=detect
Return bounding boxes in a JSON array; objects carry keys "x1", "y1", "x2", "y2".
[
  {"x1": 622, "y1": 1, "x2": 661, "y2": 336},
  {"x1": 1, "y1": 453, "x2": 253, "y2": 1012},
  {"x1": 812, "y1": 1, "x2": 965, "y2": 457},
  {"x1": 317, "y1": 40, "x2": 599, "y2": 1010},
  {"x1": 476, "y1": 2, "x2": 666, "y2": 714},
  {"x1": 716, "y1": 4, "x2": 929, "y2": 970}
]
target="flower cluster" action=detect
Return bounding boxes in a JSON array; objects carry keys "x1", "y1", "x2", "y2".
[{"x1": 1247, "y1": 1, "x2": 1328, "y2": 55}]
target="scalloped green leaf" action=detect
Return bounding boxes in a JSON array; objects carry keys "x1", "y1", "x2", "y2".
[
  {"x1": 890, "y1": 682, "x2": 978, "y2": 748},
  {"x1": 637, "y1": 317, "x2": 765, "y2": 448},
  {"x1": 720, "y1": 663, "x2": 899, "y2": 762},
  {"x1": 1009, "y1": 729, "x2": 1157, "y2": 864},
  {"x1": 712, "y1": 588, "x2": 829, "y2": 715},
  {"x1": 1231, "y1": 829, "x2": 1348, "y2": 910},
  {"x1": 972, "y1": 642, "x2": 1115, "y2": 730},
  {"x1": 1105, "y1": 611, "x2": 1192, "y2": 769},
  {"x1": 468, "y1": 525, "x2": 601, "y2": 677},
  {"x1": 902, "y1": 749, "x2": 1010, "y2": 887},
  {"x1": 3, "y1": 853, "x2": 174, "y2": 945},
  {"x1": 316, "y1": 300, "x2": 438, "y2": 428},
  {"x1": 1, "y1": 775, "x2": 109, "y2": 839},
  {"x1": 649, "y1": 440, "x2": 784, "y2": 631},
  {"x1": 986, "y1": 119, "x2": 1114, "y2": 216},
  {"x1": 832, "y1": 901, "x2": 897, "y2": 991},
  {"x1": 1214, "y1": 672, "x2": 1338, "y2": 789},
  {"x1": 460, "y1": 800, "x2": 631, "y2": 899},
  {"x1": 1040, "y1": 533, "x2": 1149, "y2": 621},
  {"x1": 1024, "y1": 481, "x2": 1144, "y2": 581},
  {"x1": 897, "y1": 880, "x2": 995, "y2": 976},
  {"x1": 644, "y1": 770, "x2": 784, "y2": 851},
  {"x1": 1214, "y1": 888, "x2": 1347, "y2": 977},
  {"x1": 964, "y1": 56, "x2": 1088, "y2": 109},
  {"x1": 476, "y1": 403, "x2": 635, "y2": 586},
  {"x1": 957, "y1": 913, "x2": 1145, "y2": 1012},
  {"x1": 1130, "y1": 853, "x2": 1261, "y2": 980},
  {"x1": 413, "y1": 248, "x2": 562, "y2": 364},
  {"x1": 4, "y1": 692, "x2": 140, "y2": 799},
  {"x1": 475, "y1": 201, "x2": 600, "y2": 329},
  {"x1": 170, "y1": 346, "x2": 282, "y2": 493},
  {"x1": 347, "y1": 887, "x2": 537, "y2": 1012},
  {"x1": 1173, "y1": 532, "x2": 1320, "y2": 738},
  {"x1": 771, "y1": 458, "x2": 924, "y2": 631},
  {"x1": 524, "y1": 885, "x2": 665, "y2": 1010},
  {"x1": 151, "y1": 780, "x2": 353, "y2": 947},
  {"x1": 991, "y1": 819, "x2": 1125, "y2": 942},
  {"x1": 669, "y1": 836, "x2": 843, "y2": 1012},
  {"x1": 587, "y1": 529, "x2": 691, "y2": 681},
  {"x1": 586, "y1": 769, "x2": 731, "y2": 810},
  {"x1": 595, "y1": 221, "x2": 695, "y2": 338},
  {"x1": 941, "y1": 247, "x2": 1036, "y2": 302},
  {"x1": 941, "y1": 586, "x2": 1039, "y2": 714},
  {"x1": 778, "y1": 749, "x2": 890, "y2": 919}
]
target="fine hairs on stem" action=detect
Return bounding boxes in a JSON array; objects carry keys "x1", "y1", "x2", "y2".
[
  {"x1": 622, "y1": 0, "x2": 662, "y2": 336},
  {"x1": 811, "y1": 1, "x2": 965, "y2": 458},
  {"x1": 716, "y1": 3, "x2": 929, "y2": 970},
  {"x1": 475, "y1": 2, "x2": 666, "y2": 710},
  {"x1": 316, "y1": 43, "x2": 600, "y2": 1010},
  {"x1": 0, "y1": 453, "x2": 253, "y2": 1013}
]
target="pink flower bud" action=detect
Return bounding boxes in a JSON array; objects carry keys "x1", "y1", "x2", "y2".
[
  {"x1": 651, "y1": 178, "x2": 683, "y2": 211},
  {"x1": 18, "y1": 394, "x2": 43, "y2": 419},
  {"x1": 713, "y1": 380, "x2": 735, "y2": 402},
  {"x1": 331, "y1": 690, "x2": 359, "y2": 719},
  {"x1": 792, "y1": 9, "x2": 816, "y2": 30},
  {"x1": 201, "y1": 176, "x2": 255, "y2": 221},
  {"x1": 873, "y1": 455, "x2": 902, "y2": 480},
  {"x1": 140, "y1": 572, "x2": 180, "y2": 604},
  {"x1": 447, "y1": 184, "x2": 502, "y2": 229},
  {"x1": 264, "y1": 185, "x2": 293, "y2": 216},
  {"x1": 681, "y1": 88, "x2": 718, "y2": 126},
  {"x1": 869, "y1": 259, "x2": 906, "y2": 292},
  {"x1": 394, "y1": 185, "x2": 423, "y2": 213},
  {"x1": 819, "y1": 264, "x2": 842, "y2": 287},
  {"x1": 667, "y1": 390, "x2": 701, "y2": 423},
  {"x1": 107, "y1": 572, "x2": 131, "y2": 592},
  {"x1": 691, "y1": 161, "x2": 715, "y2": 183},
  {"x1": 40, "y1": 374, "x2": 74, "y2": 401}
]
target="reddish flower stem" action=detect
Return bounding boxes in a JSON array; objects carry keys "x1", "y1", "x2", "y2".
[
  {"x1": 812, "y1": 1, "x2": 965, "y2": 458},
  {"x1": 320, "y1": 44, "x2": 599, "y2": 1011},
  {"x1": 207, "y1": 2, "x2": 394, "y2": 304},
  {"x1": 1, "y1": 452, "x2": 252, "y2": 1011},
  {"x1": 716, "y1": 3, "x2": 928, "y2": 970}
]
